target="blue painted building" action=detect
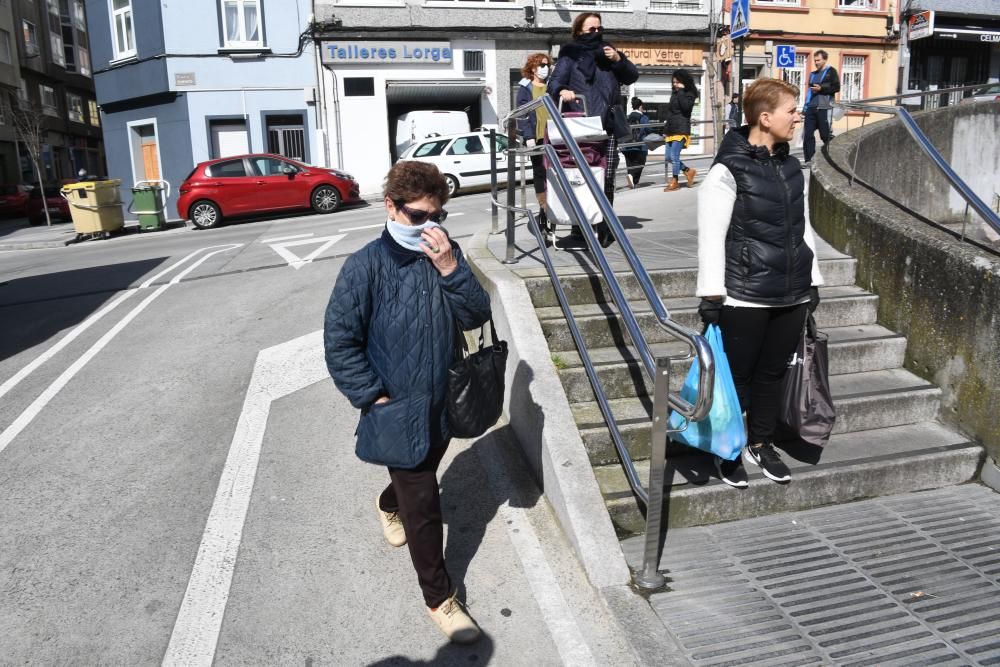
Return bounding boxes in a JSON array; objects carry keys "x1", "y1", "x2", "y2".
[{"x1": 86, "y1": 0, "x2": 319, "y2": 219}]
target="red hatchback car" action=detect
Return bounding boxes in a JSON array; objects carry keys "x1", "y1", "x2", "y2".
[
  {"x1": 28, "y1": 186, "x2": 72, "y2": 225},
  {"x1": 177, "y1": 154, "x2": 361, "y2": 229}
]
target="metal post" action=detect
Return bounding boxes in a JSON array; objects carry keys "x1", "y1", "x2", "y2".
[
  {"x1": 636, "y1": 356, "x2": 671, "y2": 590},
  {"x1": 490, "y1": 129, "x2": 499, "y2": 234},
  {"x1": 520, "y1": 153, "x2": 528, "y2": 210},
  {"x1": 737, "y1": 37, "x2": 745, "y2": 122},
  {"x1": 503, "y1": 118, "x2": 517, "y2": 264}
]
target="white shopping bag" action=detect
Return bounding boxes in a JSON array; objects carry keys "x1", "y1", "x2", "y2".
[
  {"x1": 546, "y1": 116, "x2": 607, "y2": 146},
  {"x1": 546, "y1": 166, "x2": 604, "y2": 227}
]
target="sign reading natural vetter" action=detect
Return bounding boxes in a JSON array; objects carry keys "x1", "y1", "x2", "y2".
[{"x1": 321, "y1": 41, "x2": 453, "y2": 65}]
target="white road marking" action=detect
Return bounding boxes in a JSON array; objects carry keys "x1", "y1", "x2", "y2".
[
  {"x1": 163, "y1": 330, "x2": 327, "y2": 666},
  {"x1": 266, "y1": 234, "x2": 345, "y2": 269},
  {"x1": 0, "y1": 244, "x2": 243, "y2": 455},
  {"x1": 338, "y1": 222, "x2": 384, "y2": 232},
  {"x1": 260, "y1": 233, "x2": 313, "y2": 244},
  {"x1": 475, "y1": 435, "x2": 597, "y2": 666},
  {"x1": 447, "y1": 212, "x2": 465, "y2": 218},
  {"x1": 0, "y1": 245, "x2": 241, "y2": 402}
]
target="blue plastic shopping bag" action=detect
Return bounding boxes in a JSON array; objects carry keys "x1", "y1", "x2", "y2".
[{"x1": 667, "y1": 324, "x2": 746, "y2": 460}]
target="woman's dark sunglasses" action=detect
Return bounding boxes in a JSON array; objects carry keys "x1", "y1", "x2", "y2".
[
  {"x1": 397, "y1": 202, "x2": 448, "y2": 224},
  {"x1": 584, "y1": 26, "x2": 603, "y2": 34}
]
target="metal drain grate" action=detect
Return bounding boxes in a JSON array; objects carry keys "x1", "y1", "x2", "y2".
[{"x1": 623, "y1": 484, "x2": 1000, "y2": 666}]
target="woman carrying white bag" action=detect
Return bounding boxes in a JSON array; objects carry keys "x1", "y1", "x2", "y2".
[{"x1": 547, "y1": 12, "x2": 638, "y2": 251}]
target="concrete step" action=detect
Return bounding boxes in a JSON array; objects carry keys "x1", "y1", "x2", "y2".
[
  {"x1": 592, "y1": 421, "x2": 983, "y2": 535},
  {"x1": 523, "y1": 257, "x2": 858, "y2": 308},
  {"x1": 538, "y1": 286, "x2": 878, "y2": 352},
  {"x1": 574, "y1": 367, "x2": 942, "y2": 467},
  {"x1": 556, "y1": 323, "x2": 908, "y2": 404}
]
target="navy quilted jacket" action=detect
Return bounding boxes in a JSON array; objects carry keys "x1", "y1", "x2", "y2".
[{"x1": 324, "y1": 229, "x2": 491, "y2": 467}]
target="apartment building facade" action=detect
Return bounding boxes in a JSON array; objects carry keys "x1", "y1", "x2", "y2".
[
  {"x1": 313, "y1": 0, "x2": 715, "y2": 193},
  {"x1": 12, "y1": 0, "x2": 102, "y2": 184},
  {"x1": 0, "y1": 0, "x2": 23, "y2": 183},
  {"x1": 86, "y1": 0, "x2": 318, "y2": 218}
]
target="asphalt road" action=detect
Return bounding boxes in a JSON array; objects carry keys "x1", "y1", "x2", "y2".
[{"x1": 0, "y1": 192, "x2": 633, "y2": 665}]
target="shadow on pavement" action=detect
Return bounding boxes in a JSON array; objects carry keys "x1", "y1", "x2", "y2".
[
  {"x1": 0, "y1": 257, "x2": 168, "y2": 362},
  {"x1": 365, "y1": 630, "x2": 494, "y2": 666}
]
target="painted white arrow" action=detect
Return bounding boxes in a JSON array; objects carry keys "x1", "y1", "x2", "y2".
[{"x1": 267, "y1": 234, "x2": 345, "y2": 269}]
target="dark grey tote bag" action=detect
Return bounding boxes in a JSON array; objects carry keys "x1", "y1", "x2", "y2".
[{"x1": 780, "y1": 314, "x2": 836, "y2": 446}]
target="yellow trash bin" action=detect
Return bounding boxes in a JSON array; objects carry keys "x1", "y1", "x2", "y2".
[{"x1": 61, "y1": 180, "x2": 125, "y2": 235}]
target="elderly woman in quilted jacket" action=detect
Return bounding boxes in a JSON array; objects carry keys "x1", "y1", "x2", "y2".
[{"x1": 324, "y1": 161, "x2": 491, "y2": 644}]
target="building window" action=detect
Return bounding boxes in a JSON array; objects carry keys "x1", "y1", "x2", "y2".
[
  {"x1": 842, "y1": 55, "x2": 866, "y2": 101},
  {"x1": 0, "y1": 29, "x2": 11, "y2": 64},
  {"x1": 74, "y1": 0, "x2": 86, "y2": 31},
  {"x1": 221, "y1": 0, "x2": 262, "y2": 48},
  {"x1": 463, "y1": 50, "x2": 484, "y2": 74},
  {"x1": 66, "y1": 92, "x2": 84, "y2": 123},
  {"x1": 344, "y1": 77, "x2": 374, "y2": 96},
  {"x1": 22, "y1": 20, "x2": 38, "y2": 58},
  {"x1": 39, "y1": 84, "x2": 58, "y2": 116},
  {"x1": 210, "y1": 119, "x2": 249, "y2": 158},
  {"x1": 265, "y1": 114, "x2": 306, "y2": 161},
  {"x1": 540, "y1": 0, "x2": 629, "y2": 7},
  {"x1": 111, "y1": 0, "x2": 135, "y2": 60},
  {"x1": 648, "y1": 0, "x2": 705, "y2": 11},
  {"x1": 88, "y1": 99, "x2": 100, "y2": 126},
  {"x1": 837, "y1": 0, "x2": 880, "y2": 9},
  {"x1": 78, "y1": 46, "x2": 90, "y2": 75},
  {"x1": 781, "y1": 53, "x2": 809, "y2": 109},
  {"x1": 753, "y1": 0, "x2": 800, "y2": 5}
]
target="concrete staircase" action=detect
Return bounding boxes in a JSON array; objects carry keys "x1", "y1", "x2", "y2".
[{"x1": 526, "y1": 255, "x2": 984, "y2": 537}]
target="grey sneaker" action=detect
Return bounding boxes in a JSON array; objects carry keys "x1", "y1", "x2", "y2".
[
  {"x1": 714, "y1": 454, "x2": 748, "y2": 488},
  {"x1": 744, "y1": 442, "x2": 791, "y2": 483}
]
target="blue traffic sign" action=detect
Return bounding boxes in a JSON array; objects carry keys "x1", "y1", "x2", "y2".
[
  {"x1": 776, "y1": 45, "x2": 796, "y2": 69},
  {"x1": 731, "y1": 0, "x2": 750, "y2": 40}
]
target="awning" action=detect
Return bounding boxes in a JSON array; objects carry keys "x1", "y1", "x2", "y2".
[{"x1": 385, "y1": 80, "x2": 486, "y2": 105}]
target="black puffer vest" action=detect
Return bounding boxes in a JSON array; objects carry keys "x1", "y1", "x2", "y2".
[{"x1": 714, "y1": 127, "x2": 813, "y2": 305}]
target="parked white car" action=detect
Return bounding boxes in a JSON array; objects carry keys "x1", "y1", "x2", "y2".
[
  {"x1": 394, "y1": 110, "x2": 471, "y2": 159},
  {"x1": 398, "y1": 131, "x2": 526, "y2": 196}
]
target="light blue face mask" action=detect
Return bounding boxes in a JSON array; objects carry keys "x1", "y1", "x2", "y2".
[{"x1": 386, "y1": 218, "x2": 440, "y2": 252}]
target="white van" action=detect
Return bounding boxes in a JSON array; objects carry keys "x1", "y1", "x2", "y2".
[{"x1": 394, "y1": 110, "x2": 470, "y2": 159}]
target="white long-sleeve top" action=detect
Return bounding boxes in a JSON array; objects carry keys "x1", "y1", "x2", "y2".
[{"x1": 696, "y1": 163, "x2": 824, "y2": 308}]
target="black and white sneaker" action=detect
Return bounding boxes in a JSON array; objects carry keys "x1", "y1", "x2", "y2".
[
  {"x1": 744, "y1": 442, "x2": 791, "y2": 483},
  {"x1": 714, "y1": 454, "x2": 748, "y2": 488}
]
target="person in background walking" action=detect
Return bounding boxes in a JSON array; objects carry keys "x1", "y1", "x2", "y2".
[
  {"x1": 516, "y1": 52, "x2": 554, "y2": 242},
  {"x1": 324, "y1": 161, "x2": 492, "y2": 644},
  {"x1": 801, "y1": 50, "x2": 840, "y2": 166},
  {"x1": 547, "y1": 11, "x2": 639, "y2": 250},
  {"x1": 695, "y1": 78, "x2": 824, "y2": 488},
  {"x1": 725, "y1": 93, "x2": 741, "y2": 132},
  {"x1": 623, "y1": 97, "x2": 650, "y2": 189},
  {"x1": 664, "y1": 69, "x2": 699, "y2": 192}
]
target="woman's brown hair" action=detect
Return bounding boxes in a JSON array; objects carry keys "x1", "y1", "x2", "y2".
[
  {"x1": 570, "y1": 12, "x2": 601, "y2": 38},
  {"x1": 521, "y1": 52, "x2": 551, "y2": 80},
  {"x1": 383, "y1": 161, "x2": 450, "y2": 206},
  {"x1": 742, "y1": 78, "x2": 800, "y2": 127}
]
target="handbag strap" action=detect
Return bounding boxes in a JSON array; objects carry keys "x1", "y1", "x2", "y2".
[{"x1": 453, "y1": 316, "x2": 498, "y2": 362}]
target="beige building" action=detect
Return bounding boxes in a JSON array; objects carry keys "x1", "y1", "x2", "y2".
[{"x1": 723, "y1": 0, "x2": 901, "y2": 135}]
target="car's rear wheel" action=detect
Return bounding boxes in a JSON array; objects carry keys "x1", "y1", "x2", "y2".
[
  {"x1": 444, "y1": 175, "x2": 459, "y2": 197},
  {"x1": 311, "y1": 185, "x2": 341, "y2": 214},
  {"x1": 190, "y1": 200, "x2": 222, "y2": 229}
]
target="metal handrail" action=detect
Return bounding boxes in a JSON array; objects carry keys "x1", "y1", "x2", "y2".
[
  {"x1": 499, "y1": 95, "x2": 715, "y2": 589},
  {"x1": 834, "y1": 94, "x2": 1000, "y2": 238}
]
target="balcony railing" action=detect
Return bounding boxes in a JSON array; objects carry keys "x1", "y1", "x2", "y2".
[
  {"x1": 649, "y1": 0, "x2": 705, "y2": 11},
  {"x1": 541, "y1": 0, "x2": 630, "y2": 8}
]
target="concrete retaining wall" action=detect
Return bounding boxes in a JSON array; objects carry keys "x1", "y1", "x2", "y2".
[{"x1": 810, "y1": 102, "x2": 1000, "y2": 464}]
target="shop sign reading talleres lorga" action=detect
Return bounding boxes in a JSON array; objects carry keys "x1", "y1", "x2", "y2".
[{"x1": 321, "y1": 41, "x2": 453, "y2": 65}]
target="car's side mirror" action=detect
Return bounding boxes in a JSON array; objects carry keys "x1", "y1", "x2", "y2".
[{"x1": 281, "y1": 166, "x2": 295, "y2": 175}]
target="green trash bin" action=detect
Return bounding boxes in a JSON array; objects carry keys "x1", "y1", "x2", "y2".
[{"x1": 130, "y1": 179, "x2": 170, "y2": 231}]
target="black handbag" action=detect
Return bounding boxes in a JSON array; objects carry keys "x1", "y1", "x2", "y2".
[
  {"x1": 607, "y1": 105, "x2": 633, "y2": 143},
  {"x1": 447, "y1": 318, "x2": 508, "y2": 438},
  {"x1": 779, "y1": 314, "x2": 836, "y2": 447}
]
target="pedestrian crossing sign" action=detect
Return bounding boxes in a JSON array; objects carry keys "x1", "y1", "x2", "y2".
[{"x1": 731, "y1": 0, "x2": 750, "y2": 40}]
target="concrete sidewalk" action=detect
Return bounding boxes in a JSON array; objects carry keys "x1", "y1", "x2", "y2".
[{"x1": 0, "y1": 216, "x2": 190, "y2": 250}]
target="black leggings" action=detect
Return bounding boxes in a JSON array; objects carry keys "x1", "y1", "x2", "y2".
[
  {"x1": 530, "y1": 153, "x2": 547, "y2": 195},
  {"x1": 717, "y1": 304, "x2": 808, "y2": 444},
  {"x1": 379, "y1": 441, "x2": 452, "y2": 608}
]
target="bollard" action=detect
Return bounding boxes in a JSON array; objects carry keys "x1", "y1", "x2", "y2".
[
  {"x1": 503, "y1": 118, "x2": 517, "y2": 264},
  {"x1": 635, "y1": 356, "x2": 671, "y2": 590}
]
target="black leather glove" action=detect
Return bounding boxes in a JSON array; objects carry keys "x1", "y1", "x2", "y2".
[
  {"x1": 698, "y1": 298, "x2": 723, "y2": 326},
  {"x1": 808, "y1": 286, "x2": 820, "y2": 313}
]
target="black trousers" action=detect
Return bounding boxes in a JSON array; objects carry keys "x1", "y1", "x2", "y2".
[
  {"x1": 718, "y1": 304, "x2": 808, "y2": 444},
  {"x1": 379, "y1": 441, "x2": 451, "y2": 608},
  {"x1": 802, "y1": 106, "x2": 832, "y2": 162},
  {"x1": 530, "y1": 153, "x2": 547, "y2": 195},
  {"x1": 623, "y1": 149, "x2": 647, "y2": 184}
]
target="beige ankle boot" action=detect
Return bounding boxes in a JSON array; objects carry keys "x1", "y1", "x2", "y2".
[
  {"x1": 427, "y1": 590, "x2": 480, "y2": 644},
  {"x1": 664, "y1": 177, "x2": 680, "y2": 192}
]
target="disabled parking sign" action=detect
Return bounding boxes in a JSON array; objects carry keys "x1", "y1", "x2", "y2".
[{"x1": 776, "y1": 45, "x2": 796, "y2": 69}]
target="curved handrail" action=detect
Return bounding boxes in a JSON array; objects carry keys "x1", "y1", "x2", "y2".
[{"x1": 834, "y1": 97, "x2": 1000, "y2": 238}]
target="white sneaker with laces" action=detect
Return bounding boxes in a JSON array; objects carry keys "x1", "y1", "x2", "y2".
[{"x1": 427, "y1": 590, "x2": 481, "y2": 644}]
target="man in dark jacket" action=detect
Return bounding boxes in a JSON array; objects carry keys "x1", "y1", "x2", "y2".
[{"x1": 801, "y1": 50, "x2": 840, "y2": 165}]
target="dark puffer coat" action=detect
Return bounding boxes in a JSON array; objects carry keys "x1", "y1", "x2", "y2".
[
  {"x1": 714, "y1": 127, "x2": 813, "y2": 305},
  {"x1": 324, "y1": 230, "x2": 491, "y2": 468},
  {"x1": 665, "y1": 89, "x2": 696, "y2": 136},
  {"x1": 547, "y1": 42, "x2": 638, "y2": 124}
]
